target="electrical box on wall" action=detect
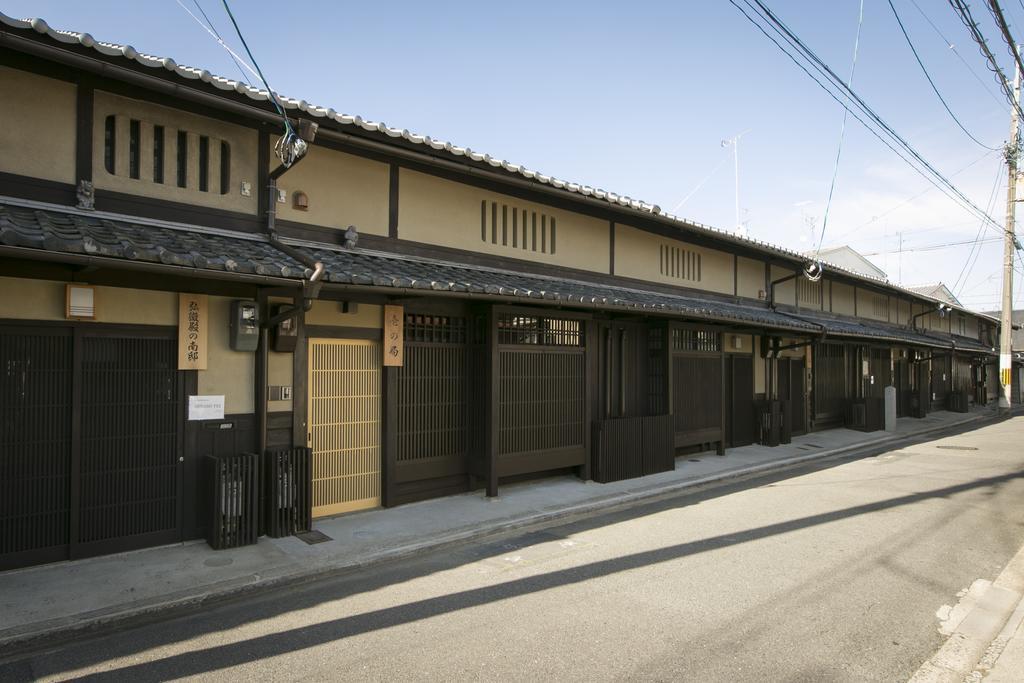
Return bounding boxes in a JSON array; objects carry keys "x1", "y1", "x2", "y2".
[
  {"x1": 230, "y1": 300, "x2": 259, "y2": 351},
  {"x1": 272, "y1": 304, "x2": 298, "y2": 353}
]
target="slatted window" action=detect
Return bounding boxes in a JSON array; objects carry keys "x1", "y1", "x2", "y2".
[
  {"x1": 405, "y1": 314, "x2": 467, "y2": 344},
  {"x1": 103, "y1": 115, "x2": 116, "y2": 174},
  {"x1": 498, "y1": 350, "x2": 586, "y2": 456},
  {"x1": 220, "y1": 141, "x2": 231, "y2": 195},
  {"x1": 872, "y1": 294, "x2": 887, "y2": 318},
  {"x1": 671, "y1": 328, "x2": 720, "y2": 352},
  {"x1": 153, "y1": 125, "x2": 165, "y2": 184},
  {"x1": 128, "y1": 119, "x2": 141, "y2": 180},
  {"x1": 198, "y1": 135, "x2": 210, "y2": 192},
  {"x1": 176, "y1": 130, "x2": 188, "y2": 188},
  {"x1": 659, "y1": 244, "x2": 702, "y2": 282},
  {"x1": 480, "y1": 200, "x2": 556, "y2": 254},
  {"x1": 672, "y1": 355, "x2": 722, "y2": 433},
  {"x1": 798, "y1": 278, "x2": 822, "y2": 307},
  {"x1": 396, "y1": 315, "x2": 474, "y2": 470},
  {"x1": 497, "y1": 313, "x2": 581, "y2": 346}
]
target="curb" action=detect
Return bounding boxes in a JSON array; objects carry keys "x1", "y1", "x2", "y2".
[{"x1": 0, "y1": 409, "x2": 1008, "y2": 658}]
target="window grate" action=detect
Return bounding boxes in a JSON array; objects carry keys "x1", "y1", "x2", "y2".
[
  {"x1": 671, "y1": 328, "x2": 720, "y2": 352},
  {"x1": 405, "y1": 314, "x2": 468, "y2": 344},
  {"x1": 659, "y1": 244, "x2": 702, "y2": 282},
  {"x1": 497, "y1": 313, "x2": 582, "y2": 346},
  {"x1": 480, "y1": 200, "x2": 556, "y2": 254}
]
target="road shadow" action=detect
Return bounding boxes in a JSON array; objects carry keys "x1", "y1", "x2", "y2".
[{"x1": 1, "y1": 416, "x2": 1018, "y2": 680}]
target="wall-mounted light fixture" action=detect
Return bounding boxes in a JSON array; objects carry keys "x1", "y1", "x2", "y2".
[
  {"x1": 66, "y1": 284, "x2": 95, "y2": 320},
  {"x1": 292, "y1": 191, "x2": 309, "y2": 211}
]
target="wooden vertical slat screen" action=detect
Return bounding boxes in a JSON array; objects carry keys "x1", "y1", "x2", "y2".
[
  {"x1": 0, "y1": 328, "x2": 73, "y2": 566},
  {"x1": 397, "y1": 345, "x2": 470, "y2": 464},
  {"x1": 308, "y1": 339, "x2": 381, "y2": 517},
  {"x1": 814, "y1": 342, "x2": 846, "y2": 422},
  {"x1": 498, "y1": 349, "x2": 585, "y2": 457},
  {"x1": 671, "y1": 355, "x2": 722, "y2": 434},
  {"x1": 77, "y1": 335, "x2": 178, "y2": 547}
]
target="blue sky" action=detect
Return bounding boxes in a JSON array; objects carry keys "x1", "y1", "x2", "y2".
[{"x1": 6, "y1": 0, "x2": 1023, "y2": 311}]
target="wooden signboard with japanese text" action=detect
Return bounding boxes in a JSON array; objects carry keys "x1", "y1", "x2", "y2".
[
  {"x1": 383, "y1": 304, "x2": 404, "y2": 366},
  {"x1": 178, "y1": 293, "x2": 208, "y2": 370}
]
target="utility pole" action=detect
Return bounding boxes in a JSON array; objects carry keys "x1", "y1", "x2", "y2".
[{"x1": 999, "y1": 51, "x2": 1019, "y2": 412}]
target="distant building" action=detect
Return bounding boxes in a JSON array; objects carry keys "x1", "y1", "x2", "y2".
[
  {"x1": 906, "y1": 283, "x2": 963, "y2": 307},
  {"x1": 809, "y1": 246, "x2": 888, "y2": 280},
  {"x1": 981, "y1": 309, "x2": 1024, "y2": 350}
]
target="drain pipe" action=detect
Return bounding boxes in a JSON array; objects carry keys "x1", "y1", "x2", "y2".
[{"x1": 258, "y1": 120, "x2": 323, "y2": 457}]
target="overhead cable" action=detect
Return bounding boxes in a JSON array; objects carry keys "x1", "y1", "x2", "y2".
[
  {"x1": 813, "y1": 0, "x2": 865, "y2": 261},
  {"x1": 888, "y1": 0, "x2": 999, "y2": 150},
  {"x1": 731, "y1": 0, "x2": 1011, "y2": 239}
]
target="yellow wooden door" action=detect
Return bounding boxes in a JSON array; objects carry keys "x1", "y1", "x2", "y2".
[{"x1": 308, "y1": 338, "x2": 381, "y2": 517}]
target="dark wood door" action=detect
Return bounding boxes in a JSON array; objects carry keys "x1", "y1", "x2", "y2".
[
  {"x1": 0, "y1": 325, "x2": 184, "y2": 570},
  {"x1": 789, "y1": 359, "x2": 807, "y2": 436},
  {"x1": 727, "y1": 355, "x2": 755, "y2": 447},
  {"x1": 895, "y1": 358, "x2": 910, "y2": 417}
]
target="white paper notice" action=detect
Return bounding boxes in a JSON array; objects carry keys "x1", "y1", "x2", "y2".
[{"x1": 188, "y1": 395, "x2": 225, "y2": 421}]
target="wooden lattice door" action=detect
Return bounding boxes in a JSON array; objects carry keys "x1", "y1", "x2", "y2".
[{"x1": 308, "y1": 338, "x2": 381, "y2": 517}]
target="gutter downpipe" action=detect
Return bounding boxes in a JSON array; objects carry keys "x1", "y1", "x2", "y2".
[{"x1": 257, "y1": 146, "x2": 324, "y2": 457}]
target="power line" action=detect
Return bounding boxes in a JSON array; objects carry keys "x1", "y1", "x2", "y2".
[
  {"x1": 813, "y1": 0, "x2": 864, "y2": 260},
  {"x1": 953, "y1": 160, "x2": 1005, "y2": 293},
  {"x1": 947, "y1": 0, "x2": 1024, "y2": 120},
  {"x1": 172, "y1": 0, "x2": 254, "y2": 85},
  {"x1": 908, "y1": 0, "x2": 1008, "y2": 109},
  {"x1": 731, "y1": 0, "x2": 1010, "y2": 240},
  {"x1": 861, "y1": 236, "x2": 1003, "y2": 255},
  {"x1": 888, "y1": 0, "x2": 999, "y2": 150},
  {"x1": 986, "y1": 0, "x2": 1024, "y2": 82}
]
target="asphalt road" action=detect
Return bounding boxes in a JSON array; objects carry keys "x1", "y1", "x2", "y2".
[{"x1": 4, "y1": 416, "x2": 1024, "y2": 682}]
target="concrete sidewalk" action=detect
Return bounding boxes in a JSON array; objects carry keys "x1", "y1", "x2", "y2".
[{"x1": 0, "y1": 405, "x2": 1007, "y2": 655}]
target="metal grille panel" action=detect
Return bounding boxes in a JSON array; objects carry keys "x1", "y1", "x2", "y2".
[
  {"x1": 0, "y1": 329, "x2": 72, "y2": 562},
  {"x1": 78, "y1": 336, "x2": 179, "y2": 545},
  {"x1": 498, "y1": 350, "x2": 585, "y2": 456},
  {"x1": 308, "y1": 339, "x2": 381, "y2": 517}
]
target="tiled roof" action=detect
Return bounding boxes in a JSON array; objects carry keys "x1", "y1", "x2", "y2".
[
  {"x1": 0, "y1": 11, "x2": 955, "y2": 300},
  {"x1": 0, "y1": 202, "x2": 308, "y2": 277},
  {"x1": 786, "y1": 309, "x2": 995, "y2": 353},
  {"x1": 0, "y1": 199, "x2": 819, "y2": 332}
]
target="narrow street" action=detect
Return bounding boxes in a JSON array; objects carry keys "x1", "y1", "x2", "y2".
[{"x1": 4, "y1": 416, "x2": 1024, "y2": 682}]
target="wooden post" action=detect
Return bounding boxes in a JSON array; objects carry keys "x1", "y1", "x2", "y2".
[
  {"x1": 381, "y1": 366, "x2": 398, "y2": 507},
  {"x1": 486, "y1": 306, "x2": 499, "y2": 497}
]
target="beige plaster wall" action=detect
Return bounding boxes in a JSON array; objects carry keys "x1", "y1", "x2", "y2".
[
  {"x1": 398, "y1": 169, "x2": 609, "y2": 273},
  {"x1": 615, "y1": 224, "x2": 735, "y2": 295},
  {"x1": 0, "y1": 66, "x2": 76, "y2": 184},
  {"x1": 963, "y1": 315, "x2": 979, "y2": 339},
  {"x1": 770, "y1": 265, "x2": 796, "y2": 307},
  {"x1": 724, "y1": 333, "x2": 752, "y2": 354},
  {"x1": 305, "y1": 300, "x2": 383, "y2": 328},
  {"x1": 198, "y1": 295, "x2": 254, "y2": 414},
  {"x1": 736, "y1": 256, "x2": 764, "y2": 300},
  {"x1": 857, "y1": 288, "x2": 889, "y2": 322},
  {"x1": 0, "y1": 276, "x2": 176, "y2": 324},
  {"x1": 272, "y1": 143, "x2": 389, "y2": 235},
  {"x1": 92, "y1": 91, "x2": 259, "y2": 215},
  {"x1": 831, "y1": 281, "x2": 856, "y2": 316}
]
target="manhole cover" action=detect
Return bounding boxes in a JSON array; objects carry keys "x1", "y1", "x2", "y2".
[
  {"x1": 936, "y1": 445, "x2": 978, "y2": 451},
  {"x1": 295, "y1": 530, "x2": 332, "y2": 545}
]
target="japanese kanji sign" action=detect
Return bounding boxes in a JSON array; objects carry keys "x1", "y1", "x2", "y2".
[
  {"x1": 383, "y1": 304, "x2": 404, "y2": 367},
  {"x1": 178, "y1": 293, "x2": 208, "y2": 370}
]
